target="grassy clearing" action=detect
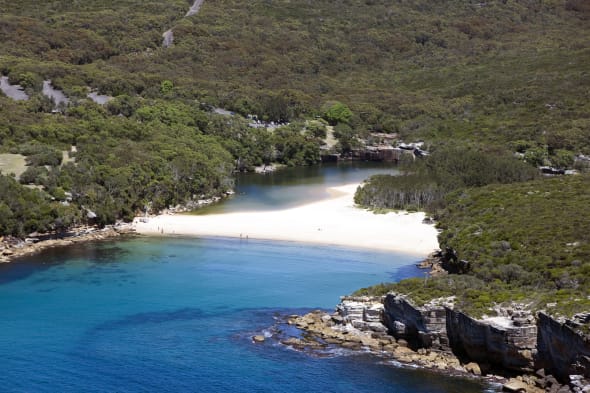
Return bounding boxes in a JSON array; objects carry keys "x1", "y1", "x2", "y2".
[{"x1": 0, "y1": 153, "x2": 27, "y2": 179}]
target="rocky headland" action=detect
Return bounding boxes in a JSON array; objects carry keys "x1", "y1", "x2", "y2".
[{"x1": 270, "y1": 295, "x2": 590, "y2": 393}]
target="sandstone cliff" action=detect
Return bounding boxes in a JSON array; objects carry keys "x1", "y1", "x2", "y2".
[
  {"x1": 283, "y1": 293, "x2": 590, "y2": 391},
  {"x1": 382, "y1": 293, "x2": 590, "y2": 391},
  {"x1": 536, "y1": 312, "x2": 590, "y2": 383}
]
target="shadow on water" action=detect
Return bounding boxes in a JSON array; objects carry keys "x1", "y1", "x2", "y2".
[
  {"x1": 0, "y1": 240, "x2": 130, "y2": 285},
  {"x1": 90, "y1": 307, "x2": 205, "y2": 332},
  {"x1": 390, "y1": 263, "x2": 424, "y2": 282}
]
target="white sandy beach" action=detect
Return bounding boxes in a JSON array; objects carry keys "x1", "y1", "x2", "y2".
[{"x1": 133, "y1": 184, "x2": 439, "y2": 256}]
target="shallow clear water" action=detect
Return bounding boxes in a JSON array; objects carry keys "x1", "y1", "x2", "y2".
[
  {"x1": 198, "y1": 161, "x2": 398, "y2": 213},
  {"x1": 0, "y1": 238, "x2": 495, "y2": 392}
]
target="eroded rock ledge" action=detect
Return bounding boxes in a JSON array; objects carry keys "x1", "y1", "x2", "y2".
[{"x1": 285, "y1": 294, "x2": 590, "y2": 393}]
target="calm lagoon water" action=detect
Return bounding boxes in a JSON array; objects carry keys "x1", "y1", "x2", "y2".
[
  {"x1": 0, "y1": 164, "x2": 498, "y2": 392},
  {"x1": 198, "y1": 161, "x2": 399, "y2": 213}
]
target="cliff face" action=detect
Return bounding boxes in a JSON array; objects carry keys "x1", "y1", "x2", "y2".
[
  {"x1": 382, "y1": 294, "x2": 545, "y2": 374},
  {"x1": 383, "y1": 294, "x2": 590, "y2": 388},
  {"x1": 445, "y1": 309, "x2": 537, "y2": 372},
  {"x1": 289, "y1": 295, "x2": 590, "y2": 391},
  {"x1": 536, "y1": 312, "x2": 590, "y2": 382},
  {"x1": 382, "y1": 294, "x2": 449, "y2": 350}
]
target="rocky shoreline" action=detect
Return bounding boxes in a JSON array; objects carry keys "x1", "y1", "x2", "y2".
[
  {"x1": 258, "y1": 295, "x2": 590, "y2": 393},
  {"x1": 0, "y1": 189, "x2": 237, "y2": 265},
  {"x1": 0, "y1": 223, "x2": 135, "y2": 263}
]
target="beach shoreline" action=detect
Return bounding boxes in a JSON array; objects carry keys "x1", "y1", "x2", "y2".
[{"x1": 133, "y1": 183, "x2": 440, "y2": 257}]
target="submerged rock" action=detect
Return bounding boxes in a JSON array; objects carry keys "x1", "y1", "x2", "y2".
[{"x1": 252, "y1": 335, "x2": 265, "y2": 343}]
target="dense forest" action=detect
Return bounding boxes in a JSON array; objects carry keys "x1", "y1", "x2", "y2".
[
  {"x1": 354, "y1": 145, "x2": 541, "y2": 211},
  {"x1": 1, "y1": 0, "x2": 588, "y2": 145}
]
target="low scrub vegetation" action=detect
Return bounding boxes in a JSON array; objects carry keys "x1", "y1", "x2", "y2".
[
  {"x1": 355, "y1": 145, "x2": 539, "y2": 211},
  {"x1": 356, "y1": 175, "x2": 590, "y2": 318}
]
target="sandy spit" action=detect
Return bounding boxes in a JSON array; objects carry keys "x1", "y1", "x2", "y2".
[{"x1": 133, "y1": 184, "x2": 439, "y2": 256}]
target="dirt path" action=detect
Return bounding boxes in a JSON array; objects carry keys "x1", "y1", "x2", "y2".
[
  {"x1": 163, "y1": 0, "x2": 205, "y2": 47},
  {"x1": 186, "y1": 0, "x2": 204, "y2": 17}
]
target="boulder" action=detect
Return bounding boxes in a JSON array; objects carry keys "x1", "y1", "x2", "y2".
[
  {"x1": 502, "y1": 379, "x2": 529, "y2": 392},
  {"x1": 341, "y1": 341, "x2": 361, "y2": 350},
  {"x1": 368, "y1": 322, "x2": 388, "y2": 333},
  {"x1": 324, "y1": 338, "x2": 343, "y2": 345},
  {"x1": 397, "y1": 339, "x2": 409, "y2": 347},
  {"x1": 465, "y1": 362, "x2": 481, "y2": 376}
]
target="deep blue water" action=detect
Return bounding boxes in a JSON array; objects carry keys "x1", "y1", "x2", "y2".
[
  {"x1": 0, "y1": 164, "x2": 498, "y2": 392},
  {"x1": 0, "y1": 238, "x2": 496, "y2": 392}
]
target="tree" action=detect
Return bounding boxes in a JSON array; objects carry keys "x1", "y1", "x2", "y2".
[
  {"x1": 333, "y1": 123, "x2": 361, "y2": 153},
  {"x1": 323, "y1": 102, "x2": 353, "y2": 125},
  {"x1": 160, "y1": 80, "x2": 174, "y2": 95}
]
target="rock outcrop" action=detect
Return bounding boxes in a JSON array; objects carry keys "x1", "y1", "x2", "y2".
[
  {"x1": 285, "y1": 293, "x2": 590, "y2": 392},
  {"x1": 446, "y1": 309, "x2": 537, "y2": 373},
  {"x1": 536, "y1": 312, "x2": 590, "y2": 388},
  {"x1": 383, "y1": 293, "x2": 538, "y2": 373},
  {"x1": 285, "y1": 297, "x2": 468, "y2": 375},
  {"x1": 382, "y1": 293, "x2": 451, "y2": 350}
]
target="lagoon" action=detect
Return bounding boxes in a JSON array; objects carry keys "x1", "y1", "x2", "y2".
[{"x1": 199, "y1": 161, "x2": 399, "y2": 213}]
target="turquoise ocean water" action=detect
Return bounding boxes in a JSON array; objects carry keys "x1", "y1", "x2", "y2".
[{"x1": 0, "y1": 163, "x2": 498, "y2": 392}]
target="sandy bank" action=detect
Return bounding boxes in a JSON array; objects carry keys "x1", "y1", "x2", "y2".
[{"x1": 133, "y1": 184, "x2": 439, "y2": 256}]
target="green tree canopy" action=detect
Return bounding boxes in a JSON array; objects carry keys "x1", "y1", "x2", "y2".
[{"x1": 323, "y1": 102, "x2": 353, "y2": 125}]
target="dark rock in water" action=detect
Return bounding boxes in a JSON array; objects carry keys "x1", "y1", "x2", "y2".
[
  {"x1": 281, "y1": 337, "x2": 303, "y2": 347},
  {"x1": 341, "y1": 341, "x2": 361, "y2": 350}
]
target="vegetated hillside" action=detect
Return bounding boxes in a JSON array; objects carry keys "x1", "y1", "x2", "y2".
[
  {"x1": 0, "y1": 93, "x2": 324, "y2": 234},
  {"x1": 1, "y1": 0, "x2": 589, "y2": 147},
  {"x1": 0, "y1": 0, "x2": 589, "y2": 237},
  {"x1": 355, "y1": 174, "x2": 590, "y2": 319}
]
